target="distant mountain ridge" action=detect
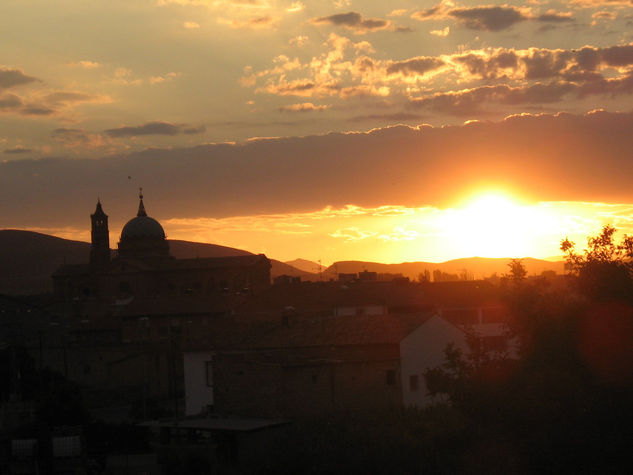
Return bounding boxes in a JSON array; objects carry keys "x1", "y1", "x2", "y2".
[
  {"x1": 284, "y1": 258, "x2": 326, "y2": 274},
  {"x1": 0, "y1": 229, "x2": 564, "y2": 295},
  {"x1": 0, "y1": 230, "x2": 315, "y2": 294},
  {"x1": 325, "y1": 257, "x2": 565, "y2": 281}
]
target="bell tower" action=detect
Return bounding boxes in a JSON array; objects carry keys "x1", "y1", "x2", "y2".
[{"x1": 90, "y1": 199, "x2": 110, "y2": 268}]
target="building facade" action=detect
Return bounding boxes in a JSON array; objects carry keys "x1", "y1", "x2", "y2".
[{"x1": 53, "y1": 191, "x2": 271, "y2": 301}]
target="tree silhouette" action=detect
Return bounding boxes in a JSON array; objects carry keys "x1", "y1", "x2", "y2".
[
  {"x1": 561, "y1": 225, "x2": 633, "y2": 302},
  {"x1": 507, "y1": 258, "x2": 527, "y2": 281}
]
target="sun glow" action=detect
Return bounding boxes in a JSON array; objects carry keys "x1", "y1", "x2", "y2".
[
  {"x1": 34, "y1": 197, "x2": 626, "y2": 268},
  {"x1": 442, "y1": 192, "x2": 557, "y2": 258}
]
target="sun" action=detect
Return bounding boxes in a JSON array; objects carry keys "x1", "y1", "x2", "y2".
[{"x1": 442, "y1": 191, "x2": 548, "y2": 258}]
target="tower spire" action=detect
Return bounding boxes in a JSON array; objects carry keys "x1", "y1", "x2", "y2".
[
  {"x1": 137, "y1": 187, "x2": 147, "y2": 217},
  {"x1": 90, "y1": 198, "x2": 110, "y2": 268}
]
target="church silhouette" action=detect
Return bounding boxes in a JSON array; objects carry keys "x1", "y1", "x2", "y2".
[{"x1": 53, "y1": 190, "x2": 271, "y2": 300}]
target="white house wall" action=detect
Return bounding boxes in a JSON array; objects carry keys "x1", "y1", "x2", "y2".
[
  {"x1": 183, "y1": 351, "x2": 215, "y2": 416},
  {"x1": 399, "y1": 315, "x2": 468, "y2": 408}
]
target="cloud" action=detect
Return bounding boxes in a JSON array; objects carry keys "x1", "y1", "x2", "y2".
[
  {"x1": 67, "y1": 60, "x2": 102, "y2": 69},
  {"x1": 330, "y1": 227, "x2": 377, "y2": 242},
  {"x1": 183, "y1": 21, "x2": 200, "y2": 29},
  {"x1": 412, "y1": 4, "x2": 574, "y2": 32},
  {"x1": 447, "y1": 44, "x2": 633, "y2": 83},
  {"x1": 311, "y1": 11, "x2": 391, "y2": 33},
  {"x1": 409, "y1": 82, "x2": 577, "y2": 115},
  {"x1": 349, "y1": 112, "x2": 425, "y2": 122},
  {"x1": 388, "y1": 9, "x2": 408, "y2": 17},
  {"x1": 592, "y1": 11, "x2": 617, "y2": 20},
  {"x1": 430, "y1": 26, "x2": 450, "y2": 37},
  {"x1": 5, "y1": 111, "x2": 633, "y2": 232},
  {"x1": 42, "y1": 91, "x2": 110, "y2": 106},
  {"x1": 6, "y1": 90, "x2": 112, "y2": 117},
  {"x1": 571, "y1": 0, "x2": 633, "y2": 6},
  {"x1": 451, "y1": 49, "x2": 519, "y2": 80},
  {"x1": 246, "y1": 34, "x2": 392, "y2": 99},
  {"x1": 286, "y1": 1, "x2": 304, "y2": 13},
  {"x1": 183, "y1": 125, "x2": 207, "y2": 134},
  {"x1": 601, "y1": 44, "x2": 633, "y2": 67},
  {"x1": 218, "y1": 16, "x2": 275, "y2": 29},
  {"x1": 149, "y1": 72, "x2": 180, "y2": 85},
  {"x1": 289, "y1": 35, "x2": 309, "y2": 46},
  {"x1": 4, "y1": 146, "x2": 32, "y2": 154},
  {"x1": 259, "y1": 79, "x2": 321, "y2": 96},
  {"x1": 0, "y1": 93, "x2": 23, "y2": 111},
  {"x1": 246, "y1": 40, "x2": 633, "y2": 112},
  {"x1": 104, "y1": 121, "x2": 206, "y2": 137},
  {"x1": 413, "y1": 4, "x2": 529, "y2": 31},
  {"x1": 159, "y1": 0, "x2": 270, "y2": 7},
  {"x1": 386, "y1": 57, "x2": 445, "y2": 78},
  {"x1": 20, "y1": 106, "x2": 56, "y2": 116},
  {"x1": 377, "y1": 226, "x2": 419, "y2": 242},
  {"x1": 109, "y1": 67, "x2": 177, "y2": 86},
  {"x1": 51, "y1": 128, "x2": 112, "y2": 150},
  {"x1": 537, "y1": 11, "x2": 573, "y2": 23},
  {"x1": 0, "y1": 68, "x2": 38, "y2": 89},
  {"x1": 449, "y1": 6, "x2": 529, "y2": 31},
  {"x1": 279, "y1": 102, "x2": 328, "y2": 112}
]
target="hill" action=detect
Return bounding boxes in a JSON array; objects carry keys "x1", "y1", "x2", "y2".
[
  {"x1": 325, "y1": 257, "x2": 565, "y2": 281},
  {"x1": 271, "y1": 261, "x2": 318, "y2": 281},
  {"x1": 168, "y1": 239, "x2": 253, "y2": 258},
  {"x1": 0, "y1": 230, "x2": 315, "y2": 294},
  {"x1": 0, "y1": 230, "x2": 91, "y2": 294},
  {"x1": 284, "y1": 258, "x2": 325, "y2": 274}
]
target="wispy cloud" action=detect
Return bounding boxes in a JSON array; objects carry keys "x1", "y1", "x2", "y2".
[
  {"x1": 67, "y1": 60, "x2": 102, "y2": 69},
  {"x1": 279, "y1": 102, "x2": 328, "y2": 112},
  {"x1": 412, "y1": 3, "x2": 574, "y2": 32},
  {"x1": 4, "y1": 146, "x2": 32, "y2": 154},
  {"x1": 0, "y1": 68, "x2": 39, "y2": 89},
  {"x1": 51, "y1": 128, "x2": 113, "y2": 150},
  {"x1": 104, "y1": 121, "x2": 206, "y2": 137},
  {"x1": 311, "y1": 11, "x2": 391, "y2": 34},
  {"x1": 218, "y1": 15, "x2": 276, "y2": 29}
]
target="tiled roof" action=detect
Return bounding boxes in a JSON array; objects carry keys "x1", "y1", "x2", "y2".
[
  {"x1": 186, "y1": 311, "x2": 436, "y2": 351},
  {"x1": 114, "y1": 296, "x2": 232, "y2": 318}
]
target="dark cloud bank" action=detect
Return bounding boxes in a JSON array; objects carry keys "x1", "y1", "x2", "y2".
[{"x1": 2, "y1": 111, "x2": 633, "y2": 228}]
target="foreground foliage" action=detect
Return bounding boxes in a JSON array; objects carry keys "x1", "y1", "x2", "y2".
[{"x1": 263, "y1": 227, "x2": 633, "y2": 474}]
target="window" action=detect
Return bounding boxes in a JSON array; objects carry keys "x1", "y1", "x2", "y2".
[
  {"x1": 386, "y1": 370, "x2": 396, "y2": 386},
  {"x1": 409, "y1": 374, "x2": 419, "y2": 391},
  {"x1": 205, "y1": 361, "x2": 213, "y2": 387}
]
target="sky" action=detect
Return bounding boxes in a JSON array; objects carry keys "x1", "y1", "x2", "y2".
[{"x1": 2, "y1": 0, "x2": 633, "y2": 265}]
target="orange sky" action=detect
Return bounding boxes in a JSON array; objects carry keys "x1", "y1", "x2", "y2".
[
  {"x1": 24, "y1": 196, "x2": 633, "y2": 266},
  {"x1": 3, "y1": 2, "x2": 633, "y2": 264}
]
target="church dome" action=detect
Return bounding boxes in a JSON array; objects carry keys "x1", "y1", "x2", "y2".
[
  {"x1": 118, "y1": 189, "x2": 170, "y2": 260},
  {"x1": 121, "y1": 215, "x2": 165, "y2": 239}
]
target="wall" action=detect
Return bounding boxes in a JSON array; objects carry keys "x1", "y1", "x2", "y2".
[
  {"x1": 399, "y1": 315, "x2": 468, "y2": 408},
  {"x1": 213, "y1": 353, "x2": 283, "y2": 417},
  {"x1": 212, "y1": 344, "x2": 402, "y2": 418},
  {"x1": 183, "y1": 351, "x2": 215, "y2": 416}
]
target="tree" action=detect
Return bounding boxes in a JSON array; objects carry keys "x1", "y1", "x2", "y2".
[
  {"x1": 561, "y1": 225, "x2": 633, "y2": 302},
  {"x1": 507, "y1": 258, "x2": 527, "y2": 282}
]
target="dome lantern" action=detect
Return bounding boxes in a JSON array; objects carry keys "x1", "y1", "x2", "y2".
[{"x1": 118, "y1": 189, "x2": 170, "y2": 259}]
